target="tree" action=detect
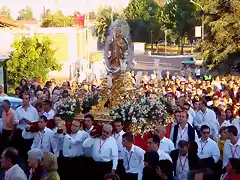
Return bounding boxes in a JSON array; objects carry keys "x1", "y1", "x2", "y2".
[
  {"x1": 160, "y1": 0, "x2": 196, "y2": 54},
  {"x1": 0, "y1": 6, "x2": 12, "y2": 19},
  {"x1": 17, "y1": 6, "x2": 35, "y2": 20},
  {"x1": 7, "y1": 36, "x2": 62, "y2": 86},
  {"x1": 197, "y1": 0, "x2": 240, "y2": 71},
  {"x1": 89, "y1": 11, "x2": 96, "y2": 20},
  {"x1": 94, "y1": 7, "x2": 120, "y2": 43},
  {"x1": 41, "y1": 11, "x2": 73, "y2": 27},
  {"x1": 41, "y1": 8, "x2": 52, "y2": 20},
  {"x1": 124, "y1": 0, "x2": 161, "y2": 43}
]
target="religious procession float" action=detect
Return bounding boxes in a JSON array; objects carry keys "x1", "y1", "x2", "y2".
[{"x1": 55, "y1": 19, "x2": 174, "y2": 142}]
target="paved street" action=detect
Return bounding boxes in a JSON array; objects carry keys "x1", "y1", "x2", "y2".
[{"x1": 133, "y1": 54, "x2": 194, "y2": 75}]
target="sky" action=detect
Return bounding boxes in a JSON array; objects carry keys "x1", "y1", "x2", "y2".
[{"x1": 0, "y1": 0, "x2": 129, "y2": 20}]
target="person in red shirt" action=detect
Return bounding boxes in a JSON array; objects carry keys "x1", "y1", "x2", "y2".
[{"x1": 221, "y1": 158, "x2": 240, "y2": 180}]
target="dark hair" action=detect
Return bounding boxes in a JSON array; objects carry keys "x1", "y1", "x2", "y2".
[
  {"x1": 42, "y1": 88, "x2": 50, "y2": 100},
  {"x1": 15, "y1": 87, "x2": 21, "y2": 92},
  {"x1": 84, "y1": 114, "x2": 94, "y2": 122},
  {"x1": 114, "y1": 119, "x2": 123, "y2": 125},
  {"x1": 192, "y1": 99, "x2": 199, "y2": 105},
  {"x1": 174, "y1": 110, "x2": 181, "y2": 114},
  {"x1": 35, "y1": 101, "x2": 43, "y2": 109},
  {"x1": 200, "y1": 125, "x2": 210, "y2": 132},
  {"x1": 104, "y1": 173, "x2": 120, "y2": 180},
  {"x1": 229, "y1": 158, "x2": 240, "y2": 174},
  {"x1": 178, "y1": 140, "x2": 189, "y2": 148},
  {"x1": 20, "y1": 79, "x2": 27, "y2": 86},
  {"x1": 183, "y1": 102, "x2": 190, "y2": 108},
  {"x1": 144, "y1": 151, "x2": 159, "y2": 167},
  {"x1": 54, "y1": 114, "x2": 61, "y2": 118},
  {"x1": 227, "y1": 125, "x2": 238, "y2": 136},
  {"x1": 157, "y1": 160, "x2": 174, "y2": 179},
  {"x1": 3, "y1": 147, "x2": 19, "y2": 165},
  {"x1": 43, "y1": 100, "x2": 52, "y2": 107},
  {"x1": 195, "y1": 168, "x2": 213, "y2": 180},
  {"x1": 148, "y1": 134, "x2": 160, "y2": 146},
  {"x1": 62, "y1": 90, "x2": 69, "y2": 94},
  {"x1": 45, "y1": 81, "x2": 52, "y2": 87},
  {"x1": 3, "y1": 99, "x2": 11, "y2": 107},
  {"x1": 201, "y1": 99, "x2": 208, "y2": 107},
  {"x1": 39, "y1": 115, "x2": 48, "y2": 122},
  {"x1": 122, "y1": 132, "x2": 134, "y2": 143}
]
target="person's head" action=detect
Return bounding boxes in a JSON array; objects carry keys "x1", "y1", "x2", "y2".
[
  {"x1": 178, "y1": 140, "x2": 189, "y2": 154},
  {"x1": 20, "y1": 79, "x2": 27, "y2": 86},
  {"x1": 147, "y1": 134, "x2": 160, "y2": 152},
  {"x1": 42, "y1": 152, "x2": 58, "y2": 172},
  {"x1": 200, "y1": 125, "x2": 211, "y2": 141},
  {"x1": 35, "y1": 101, "x2": 43, "y2": 112},
  {"x1": 183, "y1": 102, "x2": 190, "y2": 113},
  {"x1": 218, "y1": 109, "x2": 226, "y2": 121},
  {"x1": 226, "y1": 158, "x2": 240, "y2": 175},
  {"x1": 104, "y1": 173, "x2": 120, "y2": 180},
  {"x1": 36, "y1": 91, "x2": 44, "y2": 99},
  {"x1": 62, "y1": 90, "x2": 69, "y2": 98},
  {"x1": 43, "y1": 89, "x2": 50, "y2": 100},
  {"x1": 225, "y1": 108, "x2": 233, "y2": 120},
  {"x1": 2, "y1": 99, "x2": 11, "y2": 111},
  {"x1": 144, "y1": 151, "x2": 159, "y2": 167},
  {"x1": 156, "y1": 160, "x2": 174, "y2": 180},
  {"x1": 27, "y1": 148, "x2": 43, "y2": 169},
  {"x1": 102, "y1": 124, "x2": 113, "y2": 140},
  {"x1": 15, "y1": 87, "x2": 21, "y2": 96},
  {"x1": 71, "y1": 120, "x2": 81, "y2": 134},
  {"x1": 84, "y1": 114, "x2": 94, "y2": 129},
  {"x1": 227, "y1": 125, "x2": 238, "y2": 138},
  {"x1": 122, "y1": 132, "x2": 134, "y2": 149},
  {"x1": 200, "y1": 99, "x2": 208, "y2": 111},
  {"x1": 154, "y1": 126, "x2": 166, "y2": 140},
  {"x1": 26, "y1": 78, "x2": 32, "y2": 86},
  {"x1": 1, "y1": 147, "x2": 19, "y2": 170},
  {"x1": 180, "y1": 111, "x2": 188, "y2": 124},
  {"x1": 113, "y1": 119, "x2": 123, "y2": 133},
  {"x1": 54, "y1": 114, "x2": 62, "y2": 126},
  {"x1": 45, "y1": 81, "x2": 52, "y2": 88},
  {"x1": 193, "y1": 99, "x2": 200, "y2": 110},
  {"x1": 38, "y1": 115, "x2": 48, "y2": 130},
  {"x1": 29, "y1": 89, "x2": 36, "y2": 98},
  {"x1": 22, "y1": 93, "x2": 30, "y2": 106},
  {"x1": 174, "y1": 110, "x2": 181, "y2": 122},
  {"x1": 219, "y1": 127, "x2": 228, "y2": 140},
  {"x1": 193, "y1": 168, "x2": 214, "y2": 180},
  {"x1": 43, "y1": 100, "x2": 52, "y2": 112}
]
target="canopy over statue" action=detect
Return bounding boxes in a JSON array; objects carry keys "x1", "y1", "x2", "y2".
[{"x1": 104, "y1": 19, "x2": 134, "y2": 73}]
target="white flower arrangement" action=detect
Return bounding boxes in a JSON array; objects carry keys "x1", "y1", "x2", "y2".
[{"x1": 110, "y1": 95, "x2": 174, "y2": 135}]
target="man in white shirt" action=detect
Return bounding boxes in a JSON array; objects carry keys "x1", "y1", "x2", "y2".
[
  {"x1": 83, "y1": 124, "x2": 118, "y2": 180},
  {"x1": 14, "y1": 93, "x2": 39, "y2": 159},
  {"x1": 42, "y1": 100, "x2": 55, "y2": 120},
  {"x1": 122, "y1": 132, "x2": 145, "y2": 180},
  {"x1": 112, "y1": 119, "x2": 125, "y2": 179},
  {"x1": 194, "y1": 99, "x2": 219, "y2": 141},
  {"x1": 154, "y1": 125, "x2": 174, "y2": 154},
  {"x1": 223, "y1": 125, "x2": 240, "y2": 168},
  {"x1": 183, "y1": 102, "x2": 194, "y2": 125},
  {"x1": 60, "y1": 120, "x2": 89, "y2": 179},
  {"x1": 147, "y1": 134, "x2": 172, "y2": 162},
  {"x1": 22, "y1": 115, "x2": 54, "y2": 153},
  {"x1": 196, "y1": 125, "x2": 220, "y2": 170},
  {"x1": 231, "y1": 118, "x2": 240, "y2": 139}
]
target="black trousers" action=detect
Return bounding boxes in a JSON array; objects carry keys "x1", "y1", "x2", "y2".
[
  {"x1": 60, "y1": 156, "x2": 85, "y2": 180},
  {"x1": 125, "y1": 173, "x2": 138, "y2": 180},
  {"x1": 93, "y1": 161, "x2": 113, "y2": 180},
  {"x1": 116, "y1": 159, "x2": 125, "y2": 179},
  {"x1": 84, "y1": 156, "x2": 94, "y2": 180},
  {"x1": 0, "y1": 129, "x2": 12, "y2": 153}
]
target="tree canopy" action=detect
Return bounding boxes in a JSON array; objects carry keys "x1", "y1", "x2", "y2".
[
  {"x1": 0, "y1": 6, "x2": 12, "y2": 19},
  {"x1": 41, "y1": 10, "x2": 73, "y2": 27},
  {"x1": 197, "y1": 0, "x2": 240, "y2": 70},
  {"x1": 7, "y1": 36, "x2": 62, "y2": 86},
  {"x1": 17, "y1": 6, "x2": 35, "y2": 20}
]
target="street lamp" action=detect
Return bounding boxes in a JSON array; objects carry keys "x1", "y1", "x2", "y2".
[{"x1": 190, "y1": 0, "x2": 204, "y2": 40}]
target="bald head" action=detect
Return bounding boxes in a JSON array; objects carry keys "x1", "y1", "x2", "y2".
[{"x1": 102, "y1": 124, "x2": 112, "y2": 140}]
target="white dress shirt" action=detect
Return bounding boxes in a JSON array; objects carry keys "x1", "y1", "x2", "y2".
[
  {"x1": 194, "y1": 108, "x2": 219, "y2": 139},
  {"x1": 170, "y1": 124, "x2": 198, "y2": 148},
  {"x1": 157, "y1": 149, "x2": 172, "y2": 162},
  {"x1": 43, "y1": 109, "x2": 55, "y2": 120},
  {"x1": 22, "y1": 127, "x2": 54, "y2": 152},
  {"x1": 62, "y1": 130, "x2": 89, "y2": 157},
  {"x1": 14, "y1": 105, "x2": 39, "y2": 130},
  {"x1": 122, "y1": 144, "x2": 145, "y2": 180},
  {"x1": 84, "y1": 126, "x2": 94, "y2": 157},
  {"x1": 51, "y1": 128, "x2": 64, "y2": 157},
  {"x1": 176, "y1": 153, "x2": 189, "y2": 180},
  {"x1": 112, "y1": 130, "x2": 125, "y2": 159},
  {"x1": 188, "y1": 114, "x2": 194, "y2": 126},
  {"x1": 223, "y1": 139, "x2": 240, "y2": 168},
  {"x1": 196, "y1": 138, "x2": 220, "y2": 163},
  {"x1": 83, "y1": 136, "x2": 118, "y2": 170},
  {"x1": 158, "y1": 136, "x2": 175, "y2": 154}
]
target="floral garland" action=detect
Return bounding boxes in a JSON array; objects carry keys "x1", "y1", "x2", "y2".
[
  {"x1": 110, "y1": 96, "x2": 174, "y2": 135},
  {"x1": 55, "y1": 97, "x2": 80, "y2": 122}
]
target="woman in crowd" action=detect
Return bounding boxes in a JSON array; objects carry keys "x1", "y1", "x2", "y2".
[
  {"x1": 29, "y1": 89, "x2": 37, "y2": 105},
  {"x1": 27, "y1": 148, "x2": 44, "y2": 180},
  {"x1": 41, "y1": 152, "x2": 60, "y2": 180},
  {"x1": 43, "y1": 88, "x2": 51, "y2": 100},
  {"x1": 20, "y1": 79, "x2": 27, "y2": 89},
  {"x1": 220, "y1": 158, "x2": 240, "y2": 180}
]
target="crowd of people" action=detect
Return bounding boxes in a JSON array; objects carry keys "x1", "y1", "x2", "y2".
[{"x1": 1, "y1": 70, "x2": 240, "y2": 180}]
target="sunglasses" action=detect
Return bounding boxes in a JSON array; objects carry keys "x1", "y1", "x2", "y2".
[{"x1": 202, "y1": 132, "x2": 210, "y2": 134}]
